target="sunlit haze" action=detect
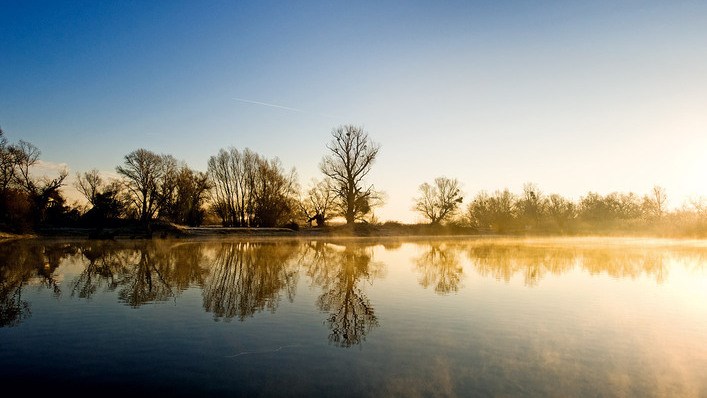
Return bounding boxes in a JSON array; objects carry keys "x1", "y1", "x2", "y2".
[{"x1": 2, "y1": 1, "x2": 706, "y2": 223}]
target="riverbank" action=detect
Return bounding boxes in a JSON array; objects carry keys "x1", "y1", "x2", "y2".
[
  {"x1": 21, "y1": 222, "x2": 479, "y2": 240},
  {"x1": 4, "y1": 220, "x2": 707, "y2": 241}
]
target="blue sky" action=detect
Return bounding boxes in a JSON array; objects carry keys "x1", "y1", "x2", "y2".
[{"x1": 2, "y1": 0, "x2": 707, "y2": 222}]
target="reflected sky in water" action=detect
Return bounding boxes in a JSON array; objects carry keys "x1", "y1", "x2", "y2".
[{"x1": 1, "y1": 237, "x2": 706, "y2": 396}]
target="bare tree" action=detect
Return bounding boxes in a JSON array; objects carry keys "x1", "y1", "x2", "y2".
[
  {"x1": 0, "y1": 128, "x2": 15, "y2": 192},
  {"x1": 208, "y1": 147, "x2": 298, "y2": 227},
  {"x1": 74, "y1": 169, "x2": 130, "y2": 225},
  {"x1": 320, "y1": 125, "x2": 381, "y2": 224},
  {"x1": 207, "y1": 148, "x2": 239, "y2": 226},
  {"x1": 116, "y1": 149, "x2": 168, "y2": 224},
  {"x1": 643, "y1": 185, "x2": 668, "y2": 218},
  {"x1": 11, "y1": 140, "x2": 68, "y2": 220},
  {"x1": 546, "y1": 193, "x2": 576, "y2": 231},
  {"x1": 517, "y1": 182, "x2": 544, "y2": 229},
  {"x1": 160, "y1": 165, "x2": 211, "y2": 226},
  {"x1": 75, "y1": 169, "x2": 104, "y2": 206},
  {"x1": 300, "y1": 178, "x2": 336, "y2": 227},
  {"x1": 251, "y1": 156, "x2": 299, "y2": 227},
  {"x1": 12, "y1": 140, "x2": 42, "y2": 192},
  {"x1": 466, "y1": 189, "x2": 517, "y2": 233},
  {"x1": 413, "y1": 176, "x2": 463, "y2": 225},
  {"x1": 0, "y1": 133, "x2": 70, "y2": 229},
  {"x1": 466, "y1": 191, "x2": 493, "y2": 231}
]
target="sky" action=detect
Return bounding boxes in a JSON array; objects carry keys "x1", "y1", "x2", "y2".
[{"x1": 1, "y1": 0, "x2": 707, "y2": 223}]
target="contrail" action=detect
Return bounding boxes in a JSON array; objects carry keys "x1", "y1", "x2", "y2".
[
  {"x1": 232, "y1": 97, "x2": 337, "y2": 119},
  {"x1": 233, "y1": 97, "x2": 307, "y2": 113}
]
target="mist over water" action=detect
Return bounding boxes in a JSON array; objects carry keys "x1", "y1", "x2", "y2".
[{"x1": 1, "y1": 237, "x2": 706, "y2": 396}]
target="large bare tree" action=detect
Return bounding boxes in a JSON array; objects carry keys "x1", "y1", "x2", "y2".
[
  {"x1": 12, "y1": 140, "x2": 68, "y2": 223},
  {"x1": 413, "y1": 176, "x2": 463, "y2": 225},
  {"x1": 207, "y1": 147, "x2": 297, "y2": 227},
  {"x1": 320, "y1": 125, "x2": 381, "y2": 224},
  {"x1": 116, "y1": 148, "x2": 168, "y2": 224},
  {"x1": 0, "y1": 130, "x2": 70, "y2": 229},
  {"x1": 12, "y1": 140, "x2": 68, "y2": 197}
]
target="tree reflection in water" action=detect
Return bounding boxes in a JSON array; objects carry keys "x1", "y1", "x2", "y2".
[
  {"x1": 464, "y1": 241, "x2": 677, "y2": 286},
  {"x1": 72, "y1": 242, "x2": 126, "y2": 298},
  {"x1": 201, "y1": 241, "x2": 299, "y2": 321},
  {"x1": 0, "y1": 240, "x2": 76, "y2": 326},
  {"x1": 467, "y1": 244, "x2": 578, "y2": 287},
  {"x1": 411, "y1": 240, "x2": 705, "y2": 288},
  {"x1": 301, "y1": 241, "x2": 384, "y2": 347},
  {"x1": 414, "y1": 242, "x2": 464, "y2": 294},
  {"x1": 2, "y1": 238, "x2": 707, "y2": 331},
  {"x1": 70, "y1": 240, "x2": 210, "y2": 307},
  {"x1": 116, "y1": 244, "x2": 177, "y2": 307},
  {"x1": 70, "y1": 239, "x2": 299, "y2": 317}
]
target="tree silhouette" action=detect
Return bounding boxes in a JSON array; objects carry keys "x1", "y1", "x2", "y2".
[
  {"x1": 75, "y1": 169, "x2": 104, "y2": 206},
  {"x1": 546, "y1": 193, "x2": 576, "y2": 232},
  {"x1": 299, "y1": 178, "x2": 336, "y2": 227},
  {"x1": 160, "y1": 165, "x2": 211, "y2": 226},
  {"x1": 466, "y1": 189, "x2": 517, "y2": 233},
  {"x1": 10, "y1": 140, "x2": 69, "y2": 227},
  {"x1": 413, "y1": 176, "x2": 463, "y2": 225},
  {"x1": 320, "y1": 125, "x2": 382, "y2": 224},
  {"x1": 116, "y1": 149, "x2": 171, "y2": 224},
  {"x1": 517, "y1": 182, "x2": 544, "y2": 230},
  {"x1": 0, "y1": 128, "x2": 14, "y2": 192},
  {"x1": 207, "y1": 147, "x2": 297, "y2": 227},
  {"x1": 642, "y1": 185, "x2": 668, "y2": 219}
]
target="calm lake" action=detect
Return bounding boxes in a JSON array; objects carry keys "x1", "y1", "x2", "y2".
[{"x1": 1, "y1": 236, "x2": 706, "y2": 397}]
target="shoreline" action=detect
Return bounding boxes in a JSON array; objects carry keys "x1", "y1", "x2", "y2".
[
  {"x1": 24, "y1": 224, "x2": 480, "y2": 240},
  {"x1": 2, "y1": 223, "x2": 501, "y2": 241},
  {"x1": 3, "y1": 223, "x2": 707, "y2": 245}
]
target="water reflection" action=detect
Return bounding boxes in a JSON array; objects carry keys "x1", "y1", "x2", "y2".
[
  {"x1": 0, "y1": 241, "x2": 75, "y2": 326},
  {"x1": 301, "y1": 242, "x2": 384, "y2": 347},
  {"x1": 2, "y1": 238, "x2": 706, "y2": 396},
  {"x1": 463, "y1": 242, "x2": 675, "y2": 286},
  {"x1": 202, "y1": 241, "x2": 299, "y2": 321},
  {"x1": 70, "y1": 241, "x2": 210, "y2": 306},
  {"x1": 2, "y1": 238, "x2": 707, "y2": 332},
  {"x1": 467, "y1": 244, "x2": 579, "y2": 287},
  {"x1": 414, "y1": 243, "x2": 464, "y2": 294}
]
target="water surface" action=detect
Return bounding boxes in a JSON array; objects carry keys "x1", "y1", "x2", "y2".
[{"x1": 1, "y1": 237, "x2": 706, "y2": 396}]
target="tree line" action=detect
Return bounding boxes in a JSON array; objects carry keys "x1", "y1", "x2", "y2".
[
  {"x1": 2, "y1": 124, "x2": 707, "y2": 237},
  {"x1": 0, "y1": 130, "x2": 72, "y2": 231},
  {"x1": 411, "y1": 179, "x2": 707, "y2": 237},
  {"x1": 0, "y1": 124, "x2": 382, "y2": 232}
]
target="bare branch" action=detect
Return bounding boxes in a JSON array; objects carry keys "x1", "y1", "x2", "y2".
[{"x1": 319, "y1": 125, "x2": 383, "y2": 224}]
